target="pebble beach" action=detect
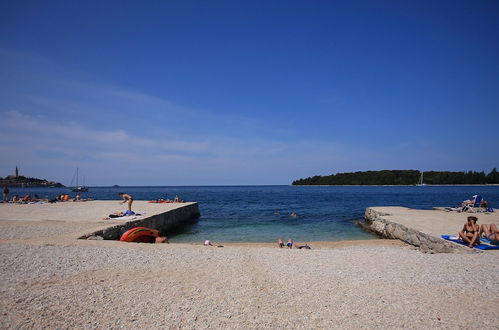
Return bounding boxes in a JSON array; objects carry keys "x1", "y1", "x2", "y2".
[{"x1": 1, "y1": 210, "x2": 498, "y2": 329}]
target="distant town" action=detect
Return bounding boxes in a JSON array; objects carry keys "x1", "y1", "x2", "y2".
[{"x1": 0, "y1": 166, "x2": 64, "y2": 188}]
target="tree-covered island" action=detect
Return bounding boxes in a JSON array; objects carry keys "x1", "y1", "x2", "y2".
[{"x1": 292, "y1": 169, "x2": 499, "y2": 186}]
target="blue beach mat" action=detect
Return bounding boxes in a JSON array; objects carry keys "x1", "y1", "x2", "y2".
[{"x1": 441, "y1": 235, "x2": 499, "y2": 250}]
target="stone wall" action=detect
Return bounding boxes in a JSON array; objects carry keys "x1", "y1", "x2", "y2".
[
  {"x1": 363, "y1": 207, "x2": 471, "y2": 253},
  {"x1": 81, "y1": 203, "x2": 200, "y2": 240}
]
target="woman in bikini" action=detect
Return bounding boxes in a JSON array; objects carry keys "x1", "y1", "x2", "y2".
[{"x1": 459, "y1": 216, "x2": 480, "y2": 248}]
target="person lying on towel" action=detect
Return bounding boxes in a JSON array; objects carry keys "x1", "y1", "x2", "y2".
[{"x1": 479, "y1": 224, "x2": 499, "y2": 246}]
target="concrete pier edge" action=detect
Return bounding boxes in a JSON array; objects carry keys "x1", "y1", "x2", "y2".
[
  {"x1": 81, "y1": 203, "x2": 200, "y2": 240},
  {"x1": 363, "y1": 207, "x2": 473, "y2": 253}
]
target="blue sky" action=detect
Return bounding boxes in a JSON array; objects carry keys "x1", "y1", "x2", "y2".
[{"x1": 1, "y1": 0, "x2": 498, "y2": 185}]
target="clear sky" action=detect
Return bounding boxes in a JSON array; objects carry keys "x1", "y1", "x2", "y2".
[{"x1": 1, "y1": 0, "x2": 498, "y2": 185}]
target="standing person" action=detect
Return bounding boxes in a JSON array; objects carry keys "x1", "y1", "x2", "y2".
[
  {"x1": 118, "y1": 192, "x2": 133, "y2": 215},
  {"x1": 2, "y1": 187, "x2": 9, "y2": 202}
]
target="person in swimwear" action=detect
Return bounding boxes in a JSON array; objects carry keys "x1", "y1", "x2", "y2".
[
  {"x1": 277, "y1": 239, "x2": 284, "y2": 248},
  {"x1": 459, "y1": 216, "x2": 480, "y2": 248},
  {"x1": 118, "y1": 192, "x2": 133, "y2": 214},
  {"x1": 286, "y1": 238, "x2": 293, "y2": 249},
  {"x1": 156, "y1": 236, "x2": 169, "y2": 244},
  {"x1": 296, "y1": 243, "x2": 311, "y2": 249},
  {"x1": 479, "y1": 223, "x2": 499, "y2": 245}
]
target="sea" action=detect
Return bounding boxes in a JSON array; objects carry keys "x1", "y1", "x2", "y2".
[{"x1": 6, "y1": 185, "x2": 499, "y2": 243}]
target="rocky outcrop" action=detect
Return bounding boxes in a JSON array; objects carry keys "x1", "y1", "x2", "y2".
[{"x1": 364, "y1": 207, "x2": 471, "y2": 253}]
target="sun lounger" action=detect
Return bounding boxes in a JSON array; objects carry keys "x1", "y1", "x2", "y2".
[{"x1": 462, "y1": 195, "x2": 485, "y2": 213}]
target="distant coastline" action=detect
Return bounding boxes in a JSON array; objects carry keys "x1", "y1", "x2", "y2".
[
  {"x1": 0, "y1": 176, "x2": 64, "y2": 188},
  {"x1": 292, "y1": 183, "x2": 499, "y2": 187},
  {"x1": 293, "y1": 169, "x2": 499, "y2": 186}
]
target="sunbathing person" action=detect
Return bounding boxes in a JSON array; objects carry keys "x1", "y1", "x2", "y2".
[
  {"x1": 479, "y1": 224, "x2": 499, "y2": 245},
  {"x1": 277, "y1": 239, "x2": 284, "y2": 248},
  {"x1": 156, "y1": 236, "x2": 169, "y2": 244},
  {"x1": 461, "y1": 195, "x2": 477, "y2": 208},
  {"x1": 286, "y1": 238, "x2": 293, "y2": 249},
  {"x1": 458, "y1": 216, "x2": 480, "y2": 248}
]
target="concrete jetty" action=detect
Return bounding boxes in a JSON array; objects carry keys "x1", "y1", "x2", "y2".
[
  {"x1": 0, "y1": 201, "x2": 200, "y2": 241},
  {"x1": 364, "y1": 206, "x2": 499, "y2": 253}
]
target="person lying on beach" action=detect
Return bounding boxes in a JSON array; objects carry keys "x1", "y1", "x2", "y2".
[
  {"x1": 461, "y1": 195, "x2": 477, "y2": 208},
  {"x1": 479, "y1": 224, "x2": 499, "y2": 246},
  {"x1": 459, "y1": 216, "x2": 480, "y2": 248},
  {"x1": 203, "y1": 240, "x2": 224, "y2": 247},
  {"x1": 118, "y1": 192, "x2": 133, "y2": 213},
  {"x1": 156, "y1": 236, "x2": 169, "y2": 244},
  {"x1": 148, "y1": 199, "x2": 172, "y2": 203},
  {"x1": 296, "y1": 243, "x2": 311, "y2": 249},
  {"x1": 173, "y1": 195, "x2": 185, "y2": 203},
  {"x1": 277, "y1": 239, "x2": 293, "y2": 248}
]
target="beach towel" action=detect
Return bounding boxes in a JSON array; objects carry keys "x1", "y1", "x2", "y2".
[
  {"x1": 106, "y1": 211, "x2": 143, "y2": 220},
  {"x1": 441, "y1": 235, "x2": 499, "y2": 250}
]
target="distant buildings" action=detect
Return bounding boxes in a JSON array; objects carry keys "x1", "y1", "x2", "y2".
[
  {"x1": 5, "y1": 166, "x2": 19, "y2": 180},
  {"x1": 1, "y1": 166, "x2": 64, "y2": 187}
]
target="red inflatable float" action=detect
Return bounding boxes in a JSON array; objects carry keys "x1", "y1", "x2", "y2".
[{"x1": 120, "y1": 227, "x2": 159, "y2": 243}]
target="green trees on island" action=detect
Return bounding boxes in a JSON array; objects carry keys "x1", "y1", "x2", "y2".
[{"x1": 292, "y1": 168, "x2": 499, "y2": 185}]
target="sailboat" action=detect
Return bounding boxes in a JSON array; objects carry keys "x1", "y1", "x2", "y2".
[
  {"x1": 70, "y1": 168, "x2": 89, "y2": 192},
  {"x1": 416, "y1": 171, "x2": 426, "y2": 186}
]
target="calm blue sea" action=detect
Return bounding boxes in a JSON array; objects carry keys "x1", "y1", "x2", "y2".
[{"x1": 6, "y1": 185, "x2": 499, "y2": 243}]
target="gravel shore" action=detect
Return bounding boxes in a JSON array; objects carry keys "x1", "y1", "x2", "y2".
[
  {"x1": 1, "y1": 240, "x2": 498, "y2": 329},
  {"x1": 1, "y1": 203, "x2": 498, "y2": 329}
]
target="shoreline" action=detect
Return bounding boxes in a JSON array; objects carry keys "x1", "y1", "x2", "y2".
[
  {"x1": 1, "y1": 205, "x2": 498, "y2": 328},
  {"x1": 5, "y1": 183, "x2": 499, "y2": 188},
  {"x1": 291, "y1": 184, "x2": 499, "y2": 187},
  {"x1": 188, "y1": 239, "x2": 406, "y2": 249}
]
